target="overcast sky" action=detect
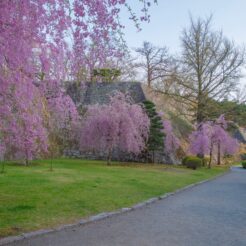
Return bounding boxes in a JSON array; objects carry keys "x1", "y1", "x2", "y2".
[{"x1": 120, "y1": 0, "x2": 246, "y2": 85}]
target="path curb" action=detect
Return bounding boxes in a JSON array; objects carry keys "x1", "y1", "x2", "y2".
[{"x1": 0, "y1": 169, "x2": 230, "y2": 245}]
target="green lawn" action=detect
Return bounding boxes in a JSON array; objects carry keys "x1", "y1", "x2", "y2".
[{"x1": 0, "y1": 159, "x2": 228, "y2": 238}]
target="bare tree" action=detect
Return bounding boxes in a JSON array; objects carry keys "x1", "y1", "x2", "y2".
[
  {"x1": 135, "y1": 41, "x2": 170, "y2": 87},
  {"x1": 158, "y1": 16, "x2": 245, "y2": 123},
  {"x1": 233, "y1": 84, "x2": 246, "y2": 104},
  {"x1": 104, "y1": 54, "x2": 138, "y2": 82}
]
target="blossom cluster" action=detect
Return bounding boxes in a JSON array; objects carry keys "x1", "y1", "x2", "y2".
[
  {"x1": 79, "y1": 93, "x2": 150, "y2": 161},
  {"x1": 189, "y1": 115, "x2": 239, "y2": 158},
  {"x1": 0, "y1": 1, "x2": 155, "y2": 162}
]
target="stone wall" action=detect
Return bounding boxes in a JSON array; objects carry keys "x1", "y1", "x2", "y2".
[
  {"x1": 233, "y1": 127, "x2": 246, "y2": 144},
  {"x1": 64, "y1": 148, "x2": 179, "y2": 164},
  {"x1": 65, "y1": 81, "x2": 146, "y2": 107},
  {"x1": 64, "y1": 81, "x2": 180, "y2": 164}
]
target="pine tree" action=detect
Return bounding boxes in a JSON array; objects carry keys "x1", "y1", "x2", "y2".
[{"x1": 142, "y1": 100, "x2": 165, "y2": 163}]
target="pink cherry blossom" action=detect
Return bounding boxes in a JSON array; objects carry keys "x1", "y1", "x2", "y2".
[
  {"x1": 79, "y1": 93, "x2": 150, "y2": 164},
  {"x1": 0, "y1": 1, "x2": 155, "y2": 163},
  {"x1": 189, "y1": 115, "x2": 239, "y2": 166}
]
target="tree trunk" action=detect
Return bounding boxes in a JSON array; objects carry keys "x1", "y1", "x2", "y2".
[
  {"x1": 147, "y1": 73, "x2": 151, "y2": 87},
  {"x1": 1, "y1": 161, "x2": 4, "y2": 174},
  {"x1": 197, "y1": 124, "x2": 204, "y2": 159},
  {"x1": 25, "y1": 149, "x2": 29, "y2": 166},
  {"x1": 107, "y1": 147, "x2": 112, "y2": 165},
  {"x1": 196, "y1": 100, "x2": 205, "y2": 124},
  {"x1": 25, "y1": 158, "x2": 29, "y2": 166},
  {"x1": 147, "y1": 58, "x2": 151, "y2": 87},
  {"x1": 217, "y1": 141, "x2": 221, "y2": 165},
  {"x1": 50, "y1": 153, "x2": 53, "y2": 171},
  {"x1": 208, "y1": 145, "x2": 213, "y2": 169},
  {"x1": 152, "y1": 150, "x2": 155, "y2": 164}
]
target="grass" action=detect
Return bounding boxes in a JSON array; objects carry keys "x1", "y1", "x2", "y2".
[{"x1": 0, "y1": 159, "x2": 228, "y2": 238}]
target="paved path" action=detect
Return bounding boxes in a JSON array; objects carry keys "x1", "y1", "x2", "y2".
[{"x1": 7, "y1": 168, "x2": 246, "y2": 246}]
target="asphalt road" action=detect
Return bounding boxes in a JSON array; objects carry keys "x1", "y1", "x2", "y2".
[{"x1": 7, "y1": 167, "x2": 246, "y2": 246}]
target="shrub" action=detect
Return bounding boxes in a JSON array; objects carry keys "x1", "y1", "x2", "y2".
[
  {"x1": 185, "y1": 157, "x2": 203, "y2": 170},
  {"x1": 240, "y1": 153, "x2": 246, "y2": 161},
  {"x1": 202, "y1": 157, "x2": 210, "y2": 167},
  {"x1": 182, "y1": 156, "x2": 192, "y2": 166},
  {"x1": 242, "y1": 161, "x2": 246, "y2": 169}
]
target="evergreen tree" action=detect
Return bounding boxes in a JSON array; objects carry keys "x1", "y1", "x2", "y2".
[{"x1": 142, "y1": 100, "x2": 165, "y2": 162}]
